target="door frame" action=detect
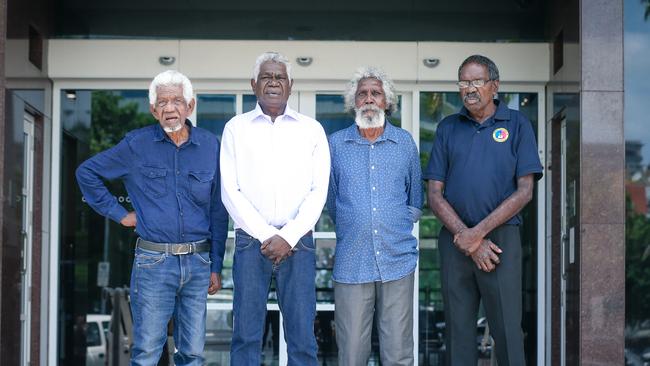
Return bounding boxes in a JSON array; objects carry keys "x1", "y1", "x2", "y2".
[{"x1": 21, "y1": 112, "x2": 36, "y2": 366}]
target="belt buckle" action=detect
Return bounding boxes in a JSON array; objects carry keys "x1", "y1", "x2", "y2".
[{"x1": 173, "y1": 244, "x2": 192, "y2": 255}]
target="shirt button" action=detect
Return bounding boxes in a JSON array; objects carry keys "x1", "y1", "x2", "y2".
[
  {"x1": 176, "y1": 170, "x2": 180, "y2": 175},
  {"x1": 371, "y1": 165, "x2": 375, "y2": 170},
  {"x1": 374, "y1": 229, "x2": 378, "y2": 234},
  {"x1": 372, "y1": 187, "x2": 376, "y2": 191},
  {"x1": 180, "y1": 212, "x2": 183, "y2": 216},
  {"x1": 373, "y1": 207, "x2": 377, "y2": 211},
  {"x1": 376, "y1": 251, "x2": 380, "y2": 255},
  {"x1": 371, "y1": 145, "x2": 374, "y2": 149}
]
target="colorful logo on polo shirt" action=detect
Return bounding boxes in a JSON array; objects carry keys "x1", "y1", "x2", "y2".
[{"x1": 492, "y1": 128, "x2": 509, "y2": 142}]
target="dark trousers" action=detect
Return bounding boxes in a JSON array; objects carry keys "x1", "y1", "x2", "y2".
[{"x1": 439, "y1": 225, "x2": 526, "y2": 366}]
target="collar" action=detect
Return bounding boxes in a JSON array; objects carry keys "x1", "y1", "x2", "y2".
[
  {"x1": 343, "y1": 119, "x2": 400, "y2": 144},
  {"x1": 153, "y1": 120, "x2": 200, "y2": 145},
  {"x1": 252, "y1": 102, "x2": 299, "y2": 123},
  {"x1": 459, "y1": 99, "x2": 511, "y2": 126}
]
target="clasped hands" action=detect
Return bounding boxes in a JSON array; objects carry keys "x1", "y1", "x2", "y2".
[
  {"x1": 453, "y1": 228, "x2": 502, "y2": 272},
  {"x1": 261, "y1": 235, "x2": 294, "y2": 265}
]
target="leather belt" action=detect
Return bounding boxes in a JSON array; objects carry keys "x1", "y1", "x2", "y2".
[{"x1": 136, "y1": 237, "x2": 209, "y2": 255}]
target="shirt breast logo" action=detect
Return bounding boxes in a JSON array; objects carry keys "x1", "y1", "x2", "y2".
[{"x1": 492, "y1": 128, "x2": 509, "y2": 143}]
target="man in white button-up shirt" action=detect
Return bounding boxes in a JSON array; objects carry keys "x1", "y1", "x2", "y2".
[{"x1": 220, "y1": 52, "x2": 330, "y2": 365}]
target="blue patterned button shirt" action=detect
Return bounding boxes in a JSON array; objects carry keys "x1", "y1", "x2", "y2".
[{"x1": 327, "y1": 121, "x2": 423, "y2": 284}]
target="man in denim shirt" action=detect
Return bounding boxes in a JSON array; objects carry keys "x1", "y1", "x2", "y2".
[
  {"x1": 76, "y1": 70, "x2": 229, "y2": 366},
  {"x1": 327, "y1": 67, "x2": 423, "y2": 366}
]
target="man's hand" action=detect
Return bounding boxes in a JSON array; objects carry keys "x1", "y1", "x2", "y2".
[
  {"x1": 453, "y1": 227, "x2": 483, "y2": 255},
  {"x1": 470, "y1": 239, "x2": 503, "y2": 272},
  {"x1": 120, "y1": 212, "x2": 137, "y2": 227},
  {"x1": 261, "y1": 235, "x2": 293, "y2": 265},
  {"x1": 208, "y1": 272, "x2": 222, "y2": 295}
]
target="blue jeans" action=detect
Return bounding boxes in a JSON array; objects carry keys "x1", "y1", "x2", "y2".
[
  {"x1": 230, "y1": 230, "x2": 318, "y2": 365},
  {"x1": 129, "y1": 247, "x2": 211, "y2": 366}
]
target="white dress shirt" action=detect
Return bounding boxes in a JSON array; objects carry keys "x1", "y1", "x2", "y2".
[{"x1": 220, "y1": 103, "x2": 330, "y2": 247}]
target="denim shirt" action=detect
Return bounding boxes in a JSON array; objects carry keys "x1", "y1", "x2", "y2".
[
  {"x1": 76, "y1": 121, "x2": 229, "y2": 273},
  {"x1": 327, "y1": 121, "x2": 423, "y2": 284}
]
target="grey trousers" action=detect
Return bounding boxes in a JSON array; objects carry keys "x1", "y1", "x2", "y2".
[
  {"x1": 439, "y1": 225, "x2": 526, "y2": 366},
  {"x1": 334, "y1": 272, "x2": 414, "y2": 366}
]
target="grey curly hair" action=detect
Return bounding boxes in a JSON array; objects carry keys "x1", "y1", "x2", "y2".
[{"x1": 343, "y1": 66, "x2": 397, "y2": 115}]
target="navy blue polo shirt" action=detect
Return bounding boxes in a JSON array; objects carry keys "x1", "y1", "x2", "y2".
[{"x1": 424, "y1": 100, "x2": 543, "y2": 227}]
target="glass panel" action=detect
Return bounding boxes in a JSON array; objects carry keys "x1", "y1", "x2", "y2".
[
  {"x1": 60, "y1": 89, "x2": 153, "y2": 365},
  {"x1": 209, "y1": 238, "x2": 235, "y2": 303},
  {"x1": 392, "y1": 95, "x2": 403, "y2": 128},
  {"x1": 261, "y1": 310, "x2": 280, "y2": 365},
  {"x1": 85, "y1": 322, "x2": 101, "y2": 347},
  {"x1": 315, "y1": 239, "x2": 335, "y2": 303},
  {"x1": 243, "y1": 94, "x2": 257, "y2": 113},
  {"x1": 204, "y1": 308, "x2": 233, "y2": 364},
  {"x1": 625, "y1": 0, "x2": 650, "y2": 363},
  {"x1": 315, "y1": 311, "x2": 336, "y2": 363},
  {"x1": 316, "y1": 94, "x2": 352, "y2": 136},
  {"x1": 196, "y1": 94, "x2": 236, "y2": 140},
  {"x1": 203, "y1": 308, "x2": 280, "y2": 365},
  {"x1": 418, "y1": 92, "x2": 538, "y2": 365}
]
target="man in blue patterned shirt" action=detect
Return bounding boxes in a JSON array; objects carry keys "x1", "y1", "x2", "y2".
[{"x1": 327, "y1": 67, "x2": 423, "y2": 366}]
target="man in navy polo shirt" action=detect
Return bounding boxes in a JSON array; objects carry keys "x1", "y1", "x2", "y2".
[{"x1": 425, "y1": 55, "x2": 543, "y2": 366}]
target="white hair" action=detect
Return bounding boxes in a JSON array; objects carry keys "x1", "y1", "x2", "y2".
[
  {"x1": 148, "y1": 70, "x2": 194, "y2": 106},
  {"x1": 343, "y1": 66, "x2": 397, "y2": 115},
  {"x1": 252, "y1": 52, "x2": 292, "y2": 81}
]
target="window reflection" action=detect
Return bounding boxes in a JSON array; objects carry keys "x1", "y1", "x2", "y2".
[
  {"x1": 196, "y1": 94, "x2": 236, "y2": 140},
  {"x1": 61, "y1": 90, "x2": 153, "y2": 365},
  {"x1": 243, "y1": 94, "x2": 257, "y2": 112},
  {"x1": 315, "y1": 239, "x2": 335, "y2": 303},
  {"x1": 625, "y1": 0, "x2": 650, "y2": 363}
]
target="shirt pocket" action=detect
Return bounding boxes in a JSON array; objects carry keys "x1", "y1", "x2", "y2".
[
  {"x1": 140, "y1": 166, "x2": 167, "y2": 198},
  {"x1": 188, "y1": 171, "x2": 214, "y2": 205}
]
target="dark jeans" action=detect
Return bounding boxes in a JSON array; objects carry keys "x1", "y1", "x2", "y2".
[{"x1": 230, "y1": 230, "x2": 318, "y2": 365}]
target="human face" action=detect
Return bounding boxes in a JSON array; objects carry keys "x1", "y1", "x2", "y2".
[
  {"x1": 251, "y1": 61, "x2": 293, "y2": 113},
  {"x1": 150, "y1": 84, "x2": 194, "y2": 131},
  {"x1": 458, "y1": 63, "x2": 499, "y2": 117},
  {"x1": 354, "y1": 78, "x2": 387, "y2": 120}
]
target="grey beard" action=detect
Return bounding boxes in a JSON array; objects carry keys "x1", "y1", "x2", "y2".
[{"x1": 355, "y1": 107, "x2": 385, "y2": 129}]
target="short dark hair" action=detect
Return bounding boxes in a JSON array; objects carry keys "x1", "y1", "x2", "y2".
[{"x1": 458, "y1": 55, "x2": 500, "y2": 81}]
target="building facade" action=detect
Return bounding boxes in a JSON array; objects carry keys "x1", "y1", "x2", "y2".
[{"x1": 0, "y1": 0, "x2": 635, "y2": 365}]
